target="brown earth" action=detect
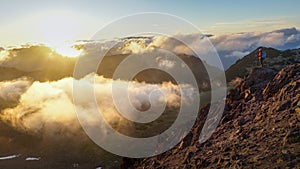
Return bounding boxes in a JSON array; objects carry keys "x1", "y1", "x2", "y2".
[{"x1": 122, "y1": 64, "x2": 300, "y2": 169}]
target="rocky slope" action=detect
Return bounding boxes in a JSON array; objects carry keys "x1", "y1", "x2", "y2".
[
  {"x1": 122, "y1": 64, "x2": 300, "y2": 168},
  {"x1": 226, "y1": 47, "x2": 300, "y2": 82}
]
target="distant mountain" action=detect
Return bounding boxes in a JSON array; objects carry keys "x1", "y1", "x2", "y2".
[
  {"x1": 0, "y1": 65, "x2": 75, "y2": 82},
  {"x1": 0, "y1": 45, "x2": 223, "y2": 92},
  {"x1": 97, "y1": 53, "x2": 223, "y2": 91},
  {"x1": 226, "y1": 47, "x2": 300, "y2": 83}
]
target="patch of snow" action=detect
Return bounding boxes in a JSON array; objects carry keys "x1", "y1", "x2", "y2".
[
  {"x1": 0, "y1": 154, "x2": 21, "y2": 160},
  {"x1": 25, "y1": 157, "x2": 41, "y2": 161},
  {"x1": 96, "y1": 167, "x2": 102, "y2": 169}
]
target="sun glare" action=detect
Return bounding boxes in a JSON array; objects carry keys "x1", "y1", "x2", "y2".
[
  {"x1": 34, "y1": 11, "x2": 85, "y2": 57},
  {"x1": 50, "y1": 42, "x2": 82, "y2": 57},
  {"x1": 37, "y1": 11, "x2": 83, "y2": 45},
  {"x1": 0, "y1": 50, "x2": 9, "y2": 60}
]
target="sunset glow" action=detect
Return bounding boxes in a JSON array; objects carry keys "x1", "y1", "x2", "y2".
[
  {"x1": 0, "y1": 1, "x2": 299, "y2": 168},
  {"x1": 50, "y1": 42, "x2": 82, "y2": 57},
  {"x1": 37, "y1": 11, "x2": 84, "y2": 45}
]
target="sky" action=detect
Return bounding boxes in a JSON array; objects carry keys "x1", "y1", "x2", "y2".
[{"x1": 0, "y1": 0, "x2": 299, "y2": 46}]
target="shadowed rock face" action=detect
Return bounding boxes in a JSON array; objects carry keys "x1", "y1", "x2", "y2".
[{"x1": 122, "y1": 64, "x2": 300, "y2": 169}]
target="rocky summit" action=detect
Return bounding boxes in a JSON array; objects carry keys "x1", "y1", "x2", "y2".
[{"x1": 122, "y1": 64, "x2": 300, "y2": 169}]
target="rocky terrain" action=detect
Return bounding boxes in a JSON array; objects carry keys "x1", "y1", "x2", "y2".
[
  {"x1": 226, "y1": 47, "x2": 300, "y2": 82},
  {"x1": 122, "y1": 64, "x2": 300, "y2": 168}
]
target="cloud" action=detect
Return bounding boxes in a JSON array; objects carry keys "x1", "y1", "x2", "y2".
[
  {"x1": 36, "y1": 27, "x2": 300, "y2": 72},
  {"x1": 106, "y1": 27, "x2": 300, "y2": 69},
  {"x1": 156, "y1": 56, "x2": 176, "y2": 69},
  {"x1": 258, "y1": 32, "x2": 285, "y2": 46},
  {"x1": 0, "y1": 78, "x2": 32, "y2": 102},
  {"x1": 0, "y1": 49, "x2": 9, "y2": 61},
  {"x1": 0, "y1": 45, "x2": 53, "y2": 71},
  {"x1": 211, "y1": 28, "x2": 300, "y2": 68},
  {"x1": 2, "y1": 27, "x2": 298, "y2": 144},
  {"x1": 286, "y1": 33, "x2": 300, "y2": 43},
  {"x1": 225, "y1": 51, "x2": 250, "y2": 58},
  {"x1": 206, "y1": 17, "x2": 297, "y2": 35},
  {"x1": 74, "y1": 37, "x2": 155, "y2": 56},
  {"x1": 1, "y1": 28, "x2": 299, "y2": 72},
  {"x1": 0, "y1": 74, "x2": 194, "y2": 138},
  {"x1": 151, "y1": 28, "x2": 299, "y2": 58},
  {"x1": 0, "y1": 45, "x2": 76, "y2": 72},
  {"x1": 210, "y1": 33, "x2": 255, "y2": 51},
  {"x1": 213, "y1": 27, "x2": 300, "y2": 52},
  {"x1": 121, "y1": 38, "x2": 154, "y2": 54}
]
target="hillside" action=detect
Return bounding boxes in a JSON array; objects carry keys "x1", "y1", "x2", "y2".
[
  {"x1": 122, "y1": 64, "x2": 300, "y2": 168},
  {"x1": 226, "y1": 47, "x2": 300, "y2": 83},
  {"x1": 97, "y1": 53, "x2": 222, "y2": 91}
]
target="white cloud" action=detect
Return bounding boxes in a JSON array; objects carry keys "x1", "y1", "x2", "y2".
[
  {"x1": 258, "y1": 32, "x2": 285, "y2": 46},
  {"x1": 225, "y1": 51, "x2": 250, "y2": 58},
  {"x1": 0, "y1": 45, "x2": 76, "y2": 72},
  {"x1": 2, "y1": 27, "x2": 299, "y2": 71},
  {"x1": 0, "y1": 74, "x2": 194, "y2": 138},
  {"x1": 286, "y1": 34, "x2": 300, "y2": 42},
  {"x1": 156, "y1": 56, "x2": 176, "y2": 69}
]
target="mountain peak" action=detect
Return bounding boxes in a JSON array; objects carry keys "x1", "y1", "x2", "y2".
[{"x1": 226, "y1": 47, "x2": 300, "y2": 83}]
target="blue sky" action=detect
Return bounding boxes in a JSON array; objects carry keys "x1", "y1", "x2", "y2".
[{"x1": 0, "y1": 0, "x2": 299, "y2": 45}]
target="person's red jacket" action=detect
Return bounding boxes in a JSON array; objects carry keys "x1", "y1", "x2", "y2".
[{"x1": 258, "y1": 50, "x2": 262, "y2": 58}]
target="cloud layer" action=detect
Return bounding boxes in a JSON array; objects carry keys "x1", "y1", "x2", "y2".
[
  {"x1": 0, "y1": 74, "x2": 194, "y2": 138},
  {"x1": 74, "y1": 27, "x2": 300, "y2": 69},
  {"x1": 1, "y1": 27, "x2": 299, "y2": 71}
]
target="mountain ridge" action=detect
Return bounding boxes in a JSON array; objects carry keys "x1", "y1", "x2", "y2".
[
  {"x1": 122, "y1": 63, "x2": 300, "y2": 168},
  {"x1": 226, "y1": 47, "x2": 300, "y2": 83}
]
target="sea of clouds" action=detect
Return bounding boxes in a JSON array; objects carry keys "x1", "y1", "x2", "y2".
[{"x1": 0, "y1": 27, "x2": 299, "y2": 138}]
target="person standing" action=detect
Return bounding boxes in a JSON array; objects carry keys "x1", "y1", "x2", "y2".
[{"x1": 257, "y1": 48, "x2": 264, "y2": 68}]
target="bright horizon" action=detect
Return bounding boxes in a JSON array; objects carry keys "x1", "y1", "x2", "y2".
[{"x1": 0, "y1": 0, "x2": 300, "y2": 46}]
